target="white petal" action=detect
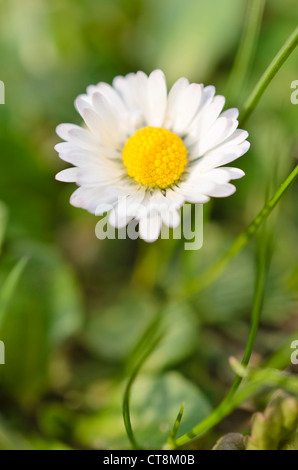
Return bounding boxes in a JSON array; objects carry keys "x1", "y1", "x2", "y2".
[
  {"x1": 55, "y1": 168, "x2": 78, "y2": 182},
  {"x1": 91, "y1": 82, "x2": 127, "y2": 116},
  {"x1": 56, "y1": 145, "x2": 122, "y2": 166},
  {"x1": 56, "y1": 123, "x2": 100, "y2": 151},
  {"x1": 193, "y1": 141, "x2": 250, "y2": 171},
  {"x1": 139, "y1": 213, "x2": 162, "y2": 243},
  {"x1": 161, "y1": 209, "x2": 181, "y2": 228},
  {"x1": 200, "y1": 85, "x2": 216, "y2": 107},
  {"x1": 222, "y1": 167, "x2": 245, "y2": 180},
  {"x1": 214, "y1": 129, "x2": 249, "y2": 150},
  {"x1": 206, "y1": 183, "x2": 236, "y2": 198},
  {"x1": 55, "y1": 142, "x2": 80, "y2": 155},
  {"x1": 112, "y1": 74, "x2": 139, "y2": 111},
  {"x1": 199, "y1": 168, "x2": 232, "y2": 184},
  {"x1": 75, "y1": 166, "x2": 123, "y2": 186},
  {"x1": 168, "y1": 83, "x2": 203, "y2": 135},
  {"x1": 180, "y1": 179, "x2": 236, "y2": 198},
  {"x1": 200, "y1": 94, "x2": 226, "y2": 131},
  {"x1": 164, "y1": 188, "x2": 186, "y2": 207},
  {"x1": 70, "y1": 186, "x2": 119, "y2": 213},
  {"x1": 108, "y1": 190, "x2": 145, "y2": 228},
  {"x1": 92, "y1": 92, "x2": 125, "y2": 143},
  {"x1": 184, "y1": 92, "x2": 224, "y2": 147},
  {"x1": 113, "y1": 71, "x2": 149, "y2": 123},
  {"x1": 108, "y1": 209, "x2": 133, "y2": 228},
  {"x1": 220, "y1": 108, "x2": 239, "y2": 120},
  {"x1": 189, "y1": 167, "x2": 244, "y2": 185},
  {"x1": 81, "y1": 107, "x2": 119, "y2": 147},
  {"x1": 166, "y1": 78, "x2": 189, "y2": 117},
  {"x1": 56, "y1": 148, "x2": 97, "y2": 166},
  {"x1": 56, "y1": 123, "x2": 73, "y2": 140},
  {"x1": 175, "y1": 186, "x2": 210, "y2": 204},
  {"x1": 75, "y1": 95, "x2": 92, "y2": 116},
  {"x1": 196, "y1": 117, "x2": 235, "y2": 156},
  {"x1": 146, "y1": 70, "x2": 167, "y2": 127}
]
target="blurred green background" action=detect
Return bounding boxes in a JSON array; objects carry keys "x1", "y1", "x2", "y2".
[{"x1": 0, "y1": 0, "x2": 297, "y2": 450}]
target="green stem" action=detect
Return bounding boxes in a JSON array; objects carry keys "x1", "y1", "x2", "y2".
[
  {"x1": 180, "y1": 165, "x2": 298, "y2": 300},
  {"x1": 122, "y1": 334, "x2": 163, "y2": 450},
  {"x1": 175, "y1": 367, "x2": 298, "y2": 448},
  {"x1": 226, "y1": 0, "x2": 266, "y2": 102},
  {"x1": 240, "y1": 26, "x2": 298, "y2": 126},
  {"x1": 122, "y1": 368, "x2": 143, "y2": 449},
  {"x1": 174, "y1": 229, "x2": 270, "y2": 448},
  {"x1": 165, "y1": 402, "x2": 185, "y2": 448},
  {"x1": 221, "y1": 229, "x2": 271, "y2": 398}
]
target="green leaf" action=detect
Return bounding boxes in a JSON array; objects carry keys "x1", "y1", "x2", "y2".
[
  {"x1": 75, "y1": 372, "x2": 211, "y2": 450},
  {"x1": 85, "y1": 293, "x2": 198, "y2": 371},
  {"x1": 143, "y1": 304, "x2": 198, "y2": 371},
  {"x1": 85, "y1": 292, "x2": 159, "y2": 362},
  {"x1": 130, "y1": 372, "x2": 211, "y2": 449},
  {"x1": 0, "y1": 243, "x2": 84, "y2": 406}
]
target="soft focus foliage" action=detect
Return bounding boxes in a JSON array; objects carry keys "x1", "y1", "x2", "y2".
[{"x1": 0, "y1": 0, "x2": 297, "y2": 449}]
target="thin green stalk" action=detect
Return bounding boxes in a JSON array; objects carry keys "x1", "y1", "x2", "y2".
[
  {"x1": 219, "y1": 227, "x2": 271, "y2": 399},
  {"x1": 240, "y1": 26, "x2": 298, "y2": 125},
  {"x1": 174, "y1": 367, "x2": 298, "y2": 448},
  {"x1": 174, "y1": 367, "x2": 298, "y2": 449},
  {"x1": 122, "y1": 334, "x2": 163, "y2": 450},
  {"x1": 226, "y1": 0, "x2": 266, "y2": 101},
  {"x1": 174, "y1": 227, "x2": 270, "y2": 448},
  {"x1": 179, "y1": 165, "x2": 298, "y2": 301},
  {"x1": 125, "y1": 309, "x2": 162, "y2": 370},
  {"x1": 165, "y1": 402, "x2": 185, "y2": 448}
]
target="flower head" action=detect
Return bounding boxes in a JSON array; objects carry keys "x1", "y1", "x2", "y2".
[{"x1": 55, "y1": 70, "x2": 250, "y2": 242}]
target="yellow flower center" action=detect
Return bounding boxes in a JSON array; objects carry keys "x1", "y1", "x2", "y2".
[{"x1": 122, "y1": 126, "x2": 187, "y2": 189}]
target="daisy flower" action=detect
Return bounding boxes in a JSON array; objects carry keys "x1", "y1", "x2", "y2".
[{"x1": 55, "y1": 70, "x2": 250, "y2": 242}]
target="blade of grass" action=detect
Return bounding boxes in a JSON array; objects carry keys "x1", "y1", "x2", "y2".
[
  {"x1": 122, "y1": 333, "x2": 164, "y2": 450},
  {"x1": 173, "y1": 226, "x2": 272, "y2": 448},
  {"x1": 218, "y1": 225, "x2": 272, "y2": 399},
  {"x1": 165, "y1": 402, "x2": 185, "y2": 449},
  {"x1": 0, "y1": 256, "x2": 29, "y2": 330},
  {"x1": 239, "y1": 26, "x2": 298, "y2": 125},
  {"x1": 226, "y1": 0, "x2": 266, "y2": 102},
  {"x1": 125, "y1": 306, "x2": 164, "y2": 372},
  {"x1": 174, "y1": 366, "x2": 298, "y2": 449}
]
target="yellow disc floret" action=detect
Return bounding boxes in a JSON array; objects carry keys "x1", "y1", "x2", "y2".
[{"x1": 122, "y1": 127, "x2": 187, "y2": 189}]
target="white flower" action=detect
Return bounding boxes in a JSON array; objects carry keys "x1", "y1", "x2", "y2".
[{"x1": 55, "y1": 70, "x2": 250, "y2": 242}]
